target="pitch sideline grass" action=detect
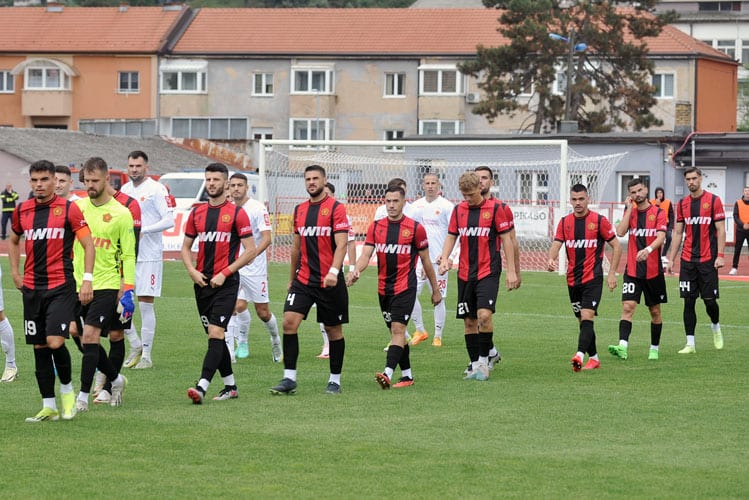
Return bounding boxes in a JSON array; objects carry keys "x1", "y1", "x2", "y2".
[{"x1": 0, "y1": 259, "x2": 746, "y2": 498}]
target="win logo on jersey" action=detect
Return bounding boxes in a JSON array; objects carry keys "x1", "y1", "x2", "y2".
[
  {"x1": 199, "y1": 231, "x2": 232, "y2": 242},
  {"x1": 565, "y1": 239, "x2": 598, "y2": 248},
  {"x1": 24, "y1": 227, "x2": 65, "y2": 240},
  {"x1": 374, "y1": 243, "x2": 412, "y2": 255},
  {"x1": 297, "y1": 226, "x2": 332, "y2": 237}
]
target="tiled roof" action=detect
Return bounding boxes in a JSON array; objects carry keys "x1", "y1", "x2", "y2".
[
  {"x1": 0, "y1": 128, "x2": 215, "y2": 174},
  {"x1": 0, "y1": 6, "x2": 185, "y2": 54},
  {"x1": 173, "y1": 8, "x2": 733, "y2": 61}
]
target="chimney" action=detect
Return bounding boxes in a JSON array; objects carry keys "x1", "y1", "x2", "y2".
[
  {"x1": 47, "y1": 1, "x2": 64, "y2": 12},
  {"x1": 119, "y1": 2, "x2": 128, "y2": 13}
]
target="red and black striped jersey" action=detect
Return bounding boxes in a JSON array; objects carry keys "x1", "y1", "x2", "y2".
[
  {"x1": 184, "y1": 200, "x2": 252, "y2": 283},
  {"x1": 11, "y1": 195, "x2": 89, "y2": 290},
  {"x1": 293, "y1": 194, "x2": 350, "y2": 287},
  {"x1": 676, "y1": 191, "x2": 725, "y2": 263},
  {"x1": 364, "y1": 215, "x2": 428, "y2": 296},
  {"x1": 625, "y1": 205, "x2": 667, "y2": 279},
  {"x1": 448, "y1": 198, "x2": 512, "y2": 282},
  {"x1": 113, "y1": 190, "x2": 142, "y2": 259},
  {"x1": 490, "y1": 197, "x2": 515, "y2": 253},
  {"x1": 554, "y1": 210, "x2": 616, "y2": 286}
]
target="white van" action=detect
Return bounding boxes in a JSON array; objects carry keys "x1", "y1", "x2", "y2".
[{"x1": 159, "y1": 171, "x2": 260, "y2": 210}]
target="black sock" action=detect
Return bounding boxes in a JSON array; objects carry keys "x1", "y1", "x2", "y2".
[
  {"x1": 398, "y1": 344, "x2": 411, "y2": 371},
  {"x1": 705, "y1": 299, "x2": 720, "y2": 325},
  {"x1": 71, "y1": 335, "x2": 84, "y2": 353},
  {"x1": 217, "y1": 340, "x2": 233, "y2": 378},
  {"x1": 34, "y1": 347, "x2": 56, "y2": 399},
  {"x1": 329, "y1": 337, "x2": 345, "y2": 375},
  {"x1": 200, "y1": 338, "x2": 225, "y2": 383},
  {"x1": 80, "y1": 343, "x2": 99, "y2": 393},
  {"x1": 619, "y1": 320, "x2": 632, "y2": 342},
  {"x1": 578, "y1": 320, "x2": 596, "y2": 356},
  {"x1": 109, "y1": 339, "x2": 125, "y2": 374},
  {"x1": 282, "y1": 333, "x2": 299, "y2": 370},
  {"x1": 478, "y1": 331, "x2": 493, "y2": 358},
  {"x1": 385, "y1": 345, "x2": 403, "y2": 371},
  {"x1": 51, "y1": 343, "x2": 72, "y2": 385},
  {"x1": 684, "y1": 298, "x2": 697, "y2": 336},
  {"x1": 651, "y1": 322, "x2": 662, "y2": 346},
  {"x1": 96, "y1": 344, "x2": 118, "y2": 381},
  {"x1": 464, "y1": 334, "x2": 480, "y2": 363}
]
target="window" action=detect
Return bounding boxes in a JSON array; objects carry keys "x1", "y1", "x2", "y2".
[
  {"x1": 698, "y1": 2, "x2": 740, "y2": 11},
  {"x1": 741, "y1": 40, "x2": 749, "y2": 63},
  {"x1": 161, "y1": 71, "x2": 207, "y2": 93},
  {"x1": 292, "y1": 68, "x2": 334, "y2": 94},
  {"x1": 118, "y1": 71, "x2": 139, "y2": 93},
  {"x1": 717, "y1": 40, "x2": 737, "y2": 59},
  {"x1": 290, "y1": 118, "x2": 334, "y2": 142},
  {"x1": 24, "y1": 63, "x2": 70, "y2": 90},
  {"x1": 253, "y1": 128, "x2": 273, "y2": 141},
  {"x1": 79, "y1": 120, "x2": 156, "y2": 137},
  {"x1": 619, "y1": 174, "x2": 651, "y2": 202},
  {"x1": 570, "y1": 173, "x2": 600, "y2": 201},
  {"x1": 419, "y1": 67, "x2": 464, "y2": 95},
  {"x1": 171, "y1": 117, "x2": 247, "y2": 139},
  {"x1": 652, "y1": 74, "x2": 674, "y2": 98},
  {"x1": 384, "y1": 73, "x2": 406, "y2": 97},
  {"x1": 253, "y1": 73, "x2": 274, "y2": 96},
  {"x1": 383, "y1": 130, "x2": 404, "y2": 152},
  {"x1": 518, "y1": 171, "x2": 549, "y2": 203},
  {"x1": 0, "y1": 71, "x2": 13, "y2": 93},
  {"x1": 418, "y1": 120, "x2": 463, "y2": 136}
]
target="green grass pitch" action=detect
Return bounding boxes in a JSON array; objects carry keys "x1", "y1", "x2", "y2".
[{"x1": 0, "y1": 259, "x2": 747, "y2": 498}]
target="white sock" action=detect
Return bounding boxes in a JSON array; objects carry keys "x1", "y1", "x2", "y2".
[
  {"x1": 434, "y1": 301, "x2": 446, "y2": 338},
  {"x1": 319, "y1": 322, "x2": 326, "y2": 335},
  {"x1": 124, "y1": 327, "x2": 142, "y2": 350},
  {"x1": 411, "y1": 297, "x2": 424, "y2": 331},
  {"x1": 619, "y1": 339, "x2": 629, "y2": 347},
  {"x1": 197, "y1": 378, "x2": 210, "y2": 393},
  {"x1": 401, "y1": 368, "x2": 412, "y2": 379},
  {"x1": 478, "y1": 355, "x2": 488, "y2": 366},
  {"x1": 711, "y1": 322, "x2": 721, "y2": 332},
  {"x1": 686, "y1": 335, "x2": 695, "y2": 347},
  {"x1": 264, "y1": 313, "x2": 280, "y2": 339},
  {"x1": 384, "y1": 367, "x2": 394, "y2": 379},
  {"x1": 0, "y1": 318, "x2": 15, "y2": 365},
  {"x1": 59, "y1": 382, "x2": 73, "y2": 394},
  {"x1": 283, "y1": 369, "x2": 297, "y2": 382},
  {"x1": 77, "y1": 392, "x2": 89, "y2": 403},
  {"x1": 43, "y1": 397, "x2": 57, "y2": 410},
  {"x1": 237, "y1": 310, "x2": 251, "y2": 344},
  {"x1": 590, "y1": 354, "x2": 599, "y2": 361},
  {"x1": 320, "y1": 329, "x2": 329, "y2": 350},
  {"x1": 489, "y1": 347, "x2": 498, "y2": 357},
  {"x1": 225, "y1": 326, "x2": 235, "y2": 358},
  {"x1": 328, "y1": 373, "x2": 341, "y2": 385},
  {"x1": 221, "y1": 374, "x2": 235, "y2": 387},
  {"x1": 650, "y1": 345, "x2": 659, "y2": 351},
  {"x1": 576, "y1": 351, "x2": 584, "y2": 360},
  {"x1": 139, "y1": 302, "x2": 156, "y2": 359}
]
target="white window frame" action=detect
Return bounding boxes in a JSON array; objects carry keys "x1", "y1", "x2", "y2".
[
  {"x1": 517, "y1": 171, "x2": 550, "y2": 204},
  {"x1": 418, "y1": 65, "x2": 464, "y2": 95},
  {"x1": 160, "y1": 71, "x2": 207, "y2": 94},
  {"x1": 652, "y1": 73, "x2": 675, "y2": 99},
  {"x1": 24, "y1": 63, "x2": 71, "y2": 91},
  {"x1": 418, "y1": 120, "x2": 464, "y2": 136},
  {"x1": 741, "y1": 40, "x2": 749, "y2": 64},
  {"x1": 252, "y1": 72, "x2": 274, "y2": 96},
  {"x1": 0, "y1": 71, "x2": 13, "y2": 93},
  {"x1": 170, "y1": 117, "x2": 248, "y2": 139},
  {"x1": 384, "y1": 72, "x2": 406, "y2": 98},
  {"x1": 289, "y1": 118, "x2": 335, "y2": 145},
  {"x1": 291, "y1": 67, "x2": 334, "y2": 95},
  {"x1": 716, "y1": 39, "x2": 737, "y2": 59},
  {"x1": 118, "y1": 71, "x2": 139, "y2": 94},
  {"x1": 383, "y1": 130, "x2": 405, "y2": 152},
  {"x1": 570, "y1": 172, "x2": 600, "y2": 201}
]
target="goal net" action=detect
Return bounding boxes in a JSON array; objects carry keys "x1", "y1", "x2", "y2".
[{"x1": 259, "y1": 139, "x2": 626, "y2": 272}]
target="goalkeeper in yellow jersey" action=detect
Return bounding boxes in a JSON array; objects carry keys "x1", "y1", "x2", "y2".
[{"x1": 73, "y1": 157, "x2": 136, "y2": 412}]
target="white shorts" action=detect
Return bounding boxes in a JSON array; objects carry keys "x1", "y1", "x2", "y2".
[
  {"x1": 135, "y1": 260, "x2": 163, "y2": 298},
  {"x1": 416, "y1": 261, "x2": 448, "y2": 299},
  {"x1": 237, "y1": 273, "x2": 270, "y2": 304}
]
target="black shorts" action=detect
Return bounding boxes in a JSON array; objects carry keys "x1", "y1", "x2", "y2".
[
  {"x1": 79, "y1": 290, "x2": 119, "y2": 337},
  {"x1": 456, "y1": 274, "x2": 500, "y2": 319},
  {"x1": 378, "y1": 289, "x2": 417, "y2": 329},
  {"x1": 22, "y1": 283, "x2": 77, "y2": 345},
  {"x1": 567, "y1": 277, "x2": 603, "y2": 318},
  {"x1": 679, "y1": 261, "x2": 719, "y2": 300},
  {"x1": 194, "y1": 281, "x2": 239, "y2": 333},
  {"x1": 283, "y1": 277, "x2": 349, "y2": 326},
  {"x1": 622, "y1": 273, "x2": 668, "y2": 307}
]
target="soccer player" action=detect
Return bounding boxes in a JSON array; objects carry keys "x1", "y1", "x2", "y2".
[
  {"x1": 316, "y1": 181, "x2": 356, "y2": 359},
  {"x1": 121, "y1": 150, "x2": 175, "y2": 369},
  {"x1": 650, "y1": 187, "x2": 674, "y2": 270},
  {"x1": 0, "y1": 266, "x2": 17, "y2": 383},
  {"x1": 439, "y1": 172, "x2": 519, "y2": 381},
  {"x1": 9, "y1": 160, "x2": 95, "y2": 422},
  {"x1": 73, "y1": 157, "x2": 135, "y2": 411},
  {"x1": 547, "y1": 184, "x2": 621, "y2": 372},
  {"x1": 374, "y1": 178, "x2": 416, "y2": 221},
  {"x1": 226, "y1": 172, "x2": 282, "y2": 363},
  {"x1": 666, "y1": 167, "x2": 727, "y2": 353},
  {"x1": 609, "y1": 178, "x2": 668, "y2": 361},
  {"x1": 347, "y1": 185, "x2": 441, "y2": 389},
  {"x1": 409, "y1": 173, "x2": 453, "y2": 347},
  {"x1": 92, "y1": 182, "x2": 142, "y2": 403},
  {"x1": 55, "y1": 164, "x2": 80, "y2": 201},
  {"x1": 269, "y1": 165, "x2": 350, "y2": 395},
  {"x1": 182, "y1": 163, "x2": 256, "y2": 404}
]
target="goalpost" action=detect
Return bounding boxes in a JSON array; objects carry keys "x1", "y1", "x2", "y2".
[{"x1": 258, "y1": 139, "x2": 626, "y2": 273}]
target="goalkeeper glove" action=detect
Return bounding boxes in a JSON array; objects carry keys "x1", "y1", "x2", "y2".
[{"x1": 117, "y1": 289, "x2": 135, "y2": 322}]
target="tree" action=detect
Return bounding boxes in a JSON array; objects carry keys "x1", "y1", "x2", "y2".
[{"x1": 459, "y1": 0, "x2": 677, "y2": 133}]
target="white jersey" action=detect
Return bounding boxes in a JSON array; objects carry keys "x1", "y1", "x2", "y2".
[
  {"x1": 374, "y1": 201, "x2": 414, "y2": 221},
  {"x1": 121, "y1": 177, "x2": 173, "y2": 261},
  {"x1": 238, "y1": 198, "x2": 272, "y2": 277},
  {"x1": 411, "y1": 195, "x2": 454, "y2": 262}
]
